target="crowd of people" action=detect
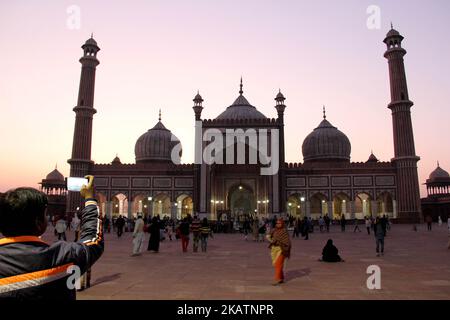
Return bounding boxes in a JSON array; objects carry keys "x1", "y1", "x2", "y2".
[
  {"x1": 2, "y1": 174, "x2": 449, "y2": 300},
  {"x1": 46, "y1": 208, "x2": 449, "y2": 287}
]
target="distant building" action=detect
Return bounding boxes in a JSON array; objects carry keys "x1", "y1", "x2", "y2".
[
  {"x1": 421, "y1": 163, "x2": 450, "y2": 222},
  {"x1": 39, "y1": 166, "x2": 67, "y2": 220},
  {"x1": 44, "y1": 28, "x2": 423, "y2": 223}
]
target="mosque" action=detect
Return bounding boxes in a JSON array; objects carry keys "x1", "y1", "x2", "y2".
[{"x1": 41, "y1": 27, "x2": 430, "y2": 223}]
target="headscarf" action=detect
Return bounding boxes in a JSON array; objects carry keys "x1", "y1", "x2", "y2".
[{"x1": 270, "y1": 218, "x2": 291, "y2": 258}]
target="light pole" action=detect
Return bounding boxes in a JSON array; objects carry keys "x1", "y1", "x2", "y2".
[
  {"x1": 300, "y1": 197, "x2": 305, "y2": 218},
  {"x1": 147, "y1": 196, "x2": 153, "y2": 219}
]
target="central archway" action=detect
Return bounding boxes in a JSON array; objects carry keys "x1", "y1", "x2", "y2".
[{"x1": 227, "y1": 184, "x2": 256, "y2": 221}]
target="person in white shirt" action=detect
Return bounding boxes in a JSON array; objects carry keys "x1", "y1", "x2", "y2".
[
  {"x1": 55, "y1": 217, "x2": 67, "y2": 241},
  {"x1": 71, "y1": 215, "x2": 81, "y2": 241},
  {"x1": 132, "y1": 214, "x2": 145, "y2": 256}
]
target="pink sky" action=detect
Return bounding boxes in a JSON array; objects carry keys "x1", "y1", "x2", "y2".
[{"x1": 1, "y1": 0, "x2": 449, "y2": 197}]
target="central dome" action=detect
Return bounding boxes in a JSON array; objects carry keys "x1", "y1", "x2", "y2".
[
  {"x1": 135, "y1": 118, "x2": 181, "y2": 163},
  {"x1": 215, "y1": 79, "x2": 267, "y2": 120},
  {"x1": 302, "y1": 114, "x2": 351, "y2": 163}
]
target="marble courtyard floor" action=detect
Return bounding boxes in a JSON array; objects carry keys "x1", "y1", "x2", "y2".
[{"x1": 43, "y1": 223, "x2": 450, "y2": 300}]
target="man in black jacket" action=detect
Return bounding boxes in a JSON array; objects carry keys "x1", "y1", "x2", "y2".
[{"x1": 0, "y1": 175, "x2": 103, "y2": 300}]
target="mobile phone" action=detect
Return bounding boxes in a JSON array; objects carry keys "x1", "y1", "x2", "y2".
[{"x1": 67, "y1": 177, "x2": 89, "y2": 192}]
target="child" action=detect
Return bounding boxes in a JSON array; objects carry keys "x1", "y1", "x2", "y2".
[{"x1": 165, "y1": 225, "x2": 173, "y2": 241}]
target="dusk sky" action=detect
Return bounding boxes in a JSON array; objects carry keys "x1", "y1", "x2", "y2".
[{"x1": 1, "y1": 0, "x2": 449, "y2": 197}]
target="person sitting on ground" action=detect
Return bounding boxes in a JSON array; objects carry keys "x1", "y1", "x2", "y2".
[
  {"x1": 320, "y1": 239, "x2": 344, "y2": 262},
  {"x1": 0, "y1": 175, "x2": 104, "y2": 300}
]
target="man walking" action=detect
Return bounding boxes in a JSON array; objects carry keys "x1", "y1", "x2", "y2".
[
  {"x1": 340, "y1": 214, "x2": 346, "y2": 232},
  {"x1": 190, "y1": 215, "x2": 201, "y2": 252},
  {"x1": 179, "y1": 218, "x2": 190, "y2": 252},
  {"x1": 200, "y1": 218, "x2": 212, "y2": 252},
  {"x1": 374, "y1": 217, "x2": 385, "y2": 257},
  {"x1": 353, "y1": 218, "x2": 361, "y2": 232},
  {"x1": 116, "y1": 215, "x2": 125, "y2": 238},
  {"x1": 302, "y1": 216, "x2": 310, "y2": 240},
  {"x1": 324, "y1": 214, "x2": 330, "y2": 232},
  {"x1": 132, "y1": 214, "x2": 145, "y2": 256}
]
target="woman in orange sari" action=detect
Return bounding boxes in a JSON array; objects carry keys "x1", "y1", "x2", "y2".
[{"x1": 267, "y1": 218, "x2": 291, "y2": 285}]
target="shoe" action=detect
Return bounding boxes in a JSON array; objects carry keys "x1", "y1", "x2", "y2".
[
  {"x1": 376, "y1": 253, "x2": 380, "y2": 257},
  {"x1": 271, "y1": 280, "x2": 283, "y2": 286}
]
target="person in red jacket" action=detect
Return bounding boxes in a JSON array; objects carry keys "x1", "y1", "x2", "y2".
[{"x1": 0, "y1": 175, "x2": 103, "y2": 300}]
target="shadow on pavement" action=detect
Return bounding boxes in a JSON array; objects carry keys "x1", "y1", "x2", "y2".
[
  {"x1": 285, "y1": 268, "x2": 311, "y2": 282},
  {"x1": 90, "y1": 273, "x2": 122, "y2": 287}
]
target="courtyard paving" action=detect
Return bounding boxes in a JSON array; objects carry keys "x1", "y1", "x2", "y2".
[{"x1": 42, "y1": 223, "x2": 450, "y2": 300}]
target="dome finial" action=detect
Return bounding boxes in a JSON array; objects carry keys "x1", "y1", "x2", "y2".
[
  {"x1": 323, "y1": 105, "x2": 326, "y2": 119},
  {"x1": 91, "y1": 32, "x2": 94, "y2": 39},
  {"x1": 390, "y1": 22, "x2": 393, "y2": 30},
  {"x1": 55, "y1": 163, "x2": 58, "y2": 170},
  {"x1": 239, "y1": 76, "x2": 243, "y2": 95},
  {"x1": 158, "y1": 109, "x2": 161, "y2": 121},
  {"x1": 437, "y1": 160, "x2": 440, "y2": 167}
]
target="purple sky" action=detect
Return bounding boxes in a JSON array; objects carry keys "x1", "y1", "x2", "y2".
[{"x1": 1, "y1": 0, "x2": 449, "y2": 197}]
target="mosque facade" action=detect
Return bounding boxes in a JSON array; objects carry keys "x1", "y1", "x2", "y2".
[{"x1": 52, "y1": 28, "x2": 424, "y2": 223}]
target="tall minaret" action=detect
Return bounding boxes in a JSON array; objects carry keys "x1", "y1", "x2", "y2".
[
  {"x1": 275, "y1": 90, "x2": 286, "y2": 213},
  {"x1": 192, "y1": 91, "x2": 204, "y2": 214},
  {"x1": 383, "y1": 26, "x2": 421, "y2": 222},
  {"x1": 66, "y1": 36, "x2": 100, "y2": 217}
]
